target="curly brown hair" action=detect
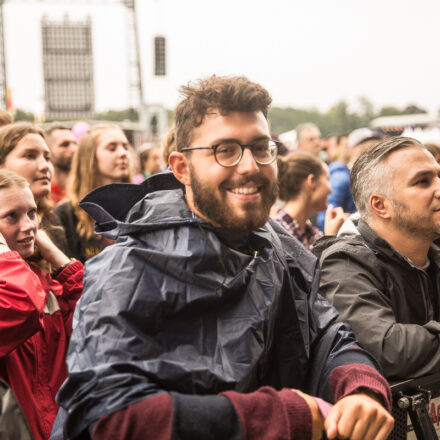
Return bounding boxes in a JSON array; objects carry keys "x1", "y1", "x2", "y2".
[{"x1": 174, "y1": 75, "x2": 272, "y2": 151}]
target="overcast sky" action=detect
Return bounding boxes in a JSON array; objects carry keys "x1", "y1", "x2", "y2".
[{"x1": 4, "y1": 0, "x2": 440, "y2": 116}]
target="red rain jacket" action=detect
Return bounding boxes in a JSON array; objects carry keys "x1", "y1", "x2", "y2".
[{"x1": 0, "y1": 251, "x2": 83, "y2": 440}]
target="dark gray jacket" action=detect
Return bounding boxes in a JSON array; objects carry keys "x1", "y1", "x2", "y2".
[{"x1": 314, "y1": 218, "x2": 440, "y2": 380}]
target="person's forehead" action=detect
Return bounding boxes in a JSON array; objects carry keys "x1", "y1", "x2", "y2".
[
  {"x1": 192, "y1": 110, "x2": 269, "y2": 143},
  {"x1": 17, "y1": 133, "x2": 49, "y2": 151},
  {"x1": 98, "y1": 128, "x2": 127, "y2": 144},
  {"x1": 0, "y1": 186, "x2": 36, "y2": 210},
  {"x1": 52, "y1": 129, "x2": 75, "y2": 142},
  {"x1": 301, "y1": 127, "x2": 320, "y2": 139},
  {"x1": 388, "y1": 146, "x2": 439, "y2": 176}
]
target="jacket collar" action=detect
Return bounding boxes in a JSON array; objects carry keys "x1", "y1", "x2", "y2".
[{"x1": 357, "y1": 218, "x2": 440, "y2": 270}]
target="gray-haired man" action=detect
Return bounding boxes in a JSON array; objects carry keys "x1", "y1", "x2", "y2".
[{"x1": 315, "y1": 136, "x2": 440, "y2": 380}]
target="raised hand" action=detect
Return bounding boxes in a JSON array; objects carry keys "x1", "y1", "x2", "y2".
[
  {"x1": 324, "y1": 205, "x2": 347, "y2": 236},
  {"x1": 35, "y1": 229, "x2": 70, "y2": 269}
]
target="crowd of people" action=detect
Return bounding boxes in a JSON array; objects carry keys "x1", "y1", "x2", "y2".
[{"x1": 1, "y1": 73, "x2": 440, "y2": 440}]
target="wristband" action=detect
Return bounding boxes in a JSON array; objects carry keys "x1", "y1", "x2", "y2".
[{"x1": 52, "y1": 258, "x2": 76, "y2": 278}]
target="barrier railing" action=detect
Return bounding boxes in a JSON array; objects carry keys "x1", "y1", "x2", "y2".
[{"x1": 389, "y1": 373, "x2": 440, "y2": 439}]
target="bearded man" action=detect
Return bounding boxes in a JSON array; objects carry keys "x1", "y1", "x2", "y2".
[
  {"x1": 45, "y1": 125, "x2": 78, "y2": 204},
  {"x1": 56, "y1": 76, "x2": 393, "y2": 440},
  {"x1": 315, "y1": 136, "x2": 440, "y2": 380}
]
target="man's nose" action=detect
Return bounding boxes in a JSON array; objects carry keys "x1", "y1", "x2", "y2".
[
  {"x1": 69, "y1": 142, "x2": 78, "y2": 154},
  {"x1": 237, "y1": 147, "x2": 259, "y2": 173},
  {"x1": 435, "y1": 177, "x2": 440, "y2": 197}
]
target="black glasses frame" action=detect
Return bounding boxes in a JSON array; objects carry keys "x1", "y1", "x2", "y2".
[{"x1": 180, "y1": 140, "x2": 280, "y2": 167}]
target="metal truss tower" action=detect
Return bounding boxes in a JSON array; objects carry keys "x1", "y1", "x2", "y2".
[
  {"x1": 0, "y1": 0, "x2": 7, "y2": 109},
  {"x1": 123, "y1": 0, "x2": 145, "y2": 122},
  {"x1": 0, "y1": 0, "x2": 146, "y2": 116}
]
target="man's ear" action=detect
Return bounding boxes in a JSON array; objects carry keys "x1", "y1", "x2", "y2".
[
  {"x1": 306, "y1": 173, "x2": 316, "y2": 190},
  {"x1": 370, "y1": 194, "x2": 392, "y2": 219},
  {"x1": 169, "y1": 151, "x2": 191, "y2": 186}
]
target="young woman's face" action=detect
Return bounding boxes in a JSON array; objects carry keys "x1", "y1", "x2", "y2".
[
  {"x1": 0, "y1": 185, "x2": 38, "y2": 259},
  {"x1": 95, "y1": 128, "x2": 130, "y2": 185},
  {"x1": 3, "y1": 134, "x2": 53, "y2": 202},
  {"x1": 310, "y1": 166, "x2": 332, "y2": 211}
]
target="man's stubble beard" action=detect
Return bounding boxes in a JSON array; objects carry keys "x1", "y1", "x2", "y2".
[
  {"x1": 392, "y1": 199, "x2": 440, "y2": 241},
  {"x1": 189, "y1": 163, "x2": 278, "y2": 232},
  {"x1": 53, "y1": 156, "x2": 72, "y2": 173}
]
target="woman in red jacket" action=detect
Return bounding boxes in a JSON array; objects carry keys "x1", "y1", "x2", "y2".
[{"x1": 0, "y1": 169, "x2": 83, "y2": 440}]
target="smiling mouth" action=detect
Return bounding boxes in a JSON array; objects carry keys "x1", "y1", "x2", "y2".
[
  {"x1": 17, "y1": 237, "x2": 34, "y2": 244},
  {"x1": 229, "y1": 186, "x2": 260, "y2": 195}
]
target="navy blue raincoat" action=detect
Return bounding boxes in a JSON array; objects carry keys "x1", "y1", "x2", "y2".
[{"x1": 57, "y1": 171, "x2": 379, "y2": 439}]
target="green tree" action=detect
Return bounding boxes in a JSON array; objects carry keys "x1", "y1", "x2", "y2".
[
  {"x1": 377, "y1": 106, "x2": 404, "y2": 117},
  {"x1": 269, "y1": 100, "x2": 367, "y2": 138},
  {"x1": 95, "y1": 108, "x2": 139, "y2": 122},
  {"x1": 402, "y1": 104, "x2": 427, "y2": 114},
  {"x1": 357, "y1": 96, "x2": 375, "y2": 126},
  {"x1": 268, "y1": 107, "x2": 324, "y2": 135},
  {"x1": 324, "y1": 100, "x2": 362, "y2": 136},
  {"x1": 14, "y1": 108, "x2": 35, "y2": 122}
]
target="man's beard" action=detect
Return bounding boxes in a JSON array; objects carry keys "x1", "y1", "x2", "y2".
[
  {"x1": 53, "y1": 156, "x2": 72, "y2": 172},
  {"x1": 189, "y1": 164, "x2": 278, "y2": 232},
  {"x1": 392, "y1": 199, "x2": 440, "y2": 241}
]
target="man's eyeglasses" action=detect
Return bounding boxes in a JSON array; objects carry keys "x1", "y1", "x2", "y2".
[{"x1": 180, "y1": 139, "x2": 280, "y2": 168}]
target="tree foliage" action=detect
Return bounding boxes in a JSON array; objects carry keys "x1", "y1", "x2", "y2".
[
  {"x1": 95, "y1": 108, "x2": 139, "y2": 122},
  {"x1": 11, "y1": 101, "x2": 430, "y2": 137},
  {"x1": 14, "y1": 108, "x2": 35, "y2": 122},
  {"x1": 268, "y1": 98, "x2": 428, "y2": 137}
]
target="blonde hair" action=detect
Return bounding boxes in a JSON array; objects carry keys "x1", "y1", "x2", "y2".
[
  {"x1": 68, "y1": 124, "x2": 132, "y2": 239},
  {"x1": 161, "y1": 126, "x2": 176, "y2": 166},
  {"x1": 0, "y1": 169, "x2": 52, "y2": 269},
  {"x1": 0, "y1": 109, "x2": 13, "y2": 127},
  {"x1": 0, "y1": 168, "x2": 29, "y2": 190}
]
